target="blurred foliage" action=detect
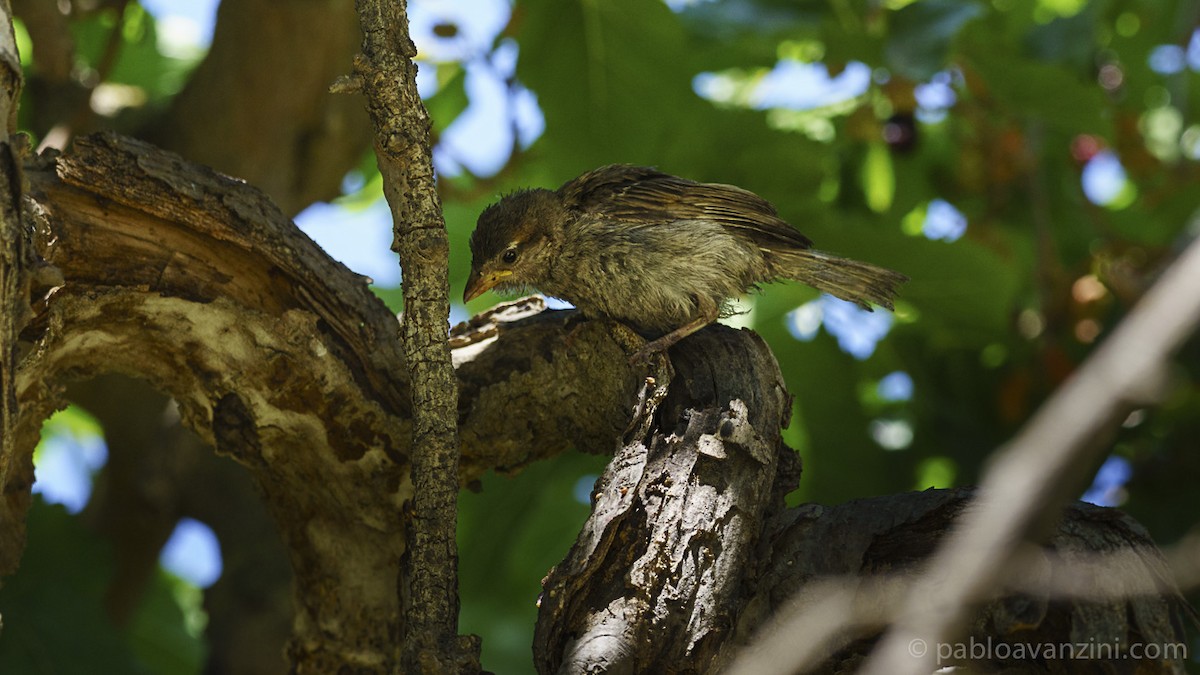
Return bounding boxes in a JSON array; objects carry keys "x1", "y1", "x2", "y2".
[
  {"x1": 15, "y1": 2, "x2": 202, "y2": 141},
  {"x1": 442, "y1": 0, "x2": 1200, "y2": 669},
  {"x1": 0, "y1": 499, "x2": 206, "y2": 674},
  {"x1": 4, "y1": 0, "x2": 1200, "y2": 673}
]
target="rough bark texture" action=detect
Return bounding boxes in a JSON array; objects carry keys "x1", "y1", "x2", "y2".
[
  {"x1": 14, "y1": 133, "x2": 413, "y2": 671},
  {"x1": 2, "y1": 5, "x2": 1192, "y2": 675},
  {"x1": 534, "y1": 327, "x2": 799, "y2": 674},
  {"x1": 350, "y1": 0, "x2": 474, "y2": 670},
  {"x1": 0, "y1": 132, "x2": 1191, "y2": 674},
  {"x1": 0, "y1": 0, "x2": 26, "y2": 584},
  {"x1": 2, "y1": 132, "x2": 646, "y2": 672},
  {"x1": 726, "y1": 490, "x2": 1192, "y2": 674}
]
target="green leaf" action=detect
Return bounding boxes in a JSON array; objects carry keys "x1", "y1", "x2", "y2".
[
  {"x1": 964, "y1": 25, "x2": 1111, "y2": 136},
  {"x1": 425, "y1": 64, "x2": 468, "y2": 135},
  {"x1": 885, "y1": 0, "x2": 984, "y2": 80},
  {"x1": 862, "y1": 141, "x2": 895, "y2": 213},
  {"x1": 516, "y1": 0, "x2": 698, "y2": 169}
]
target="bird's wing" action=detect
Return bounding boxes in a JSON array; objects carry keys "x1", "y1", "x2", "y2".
[{"x1": 557, "y1": 164, "x2": 813, "y2": 249}]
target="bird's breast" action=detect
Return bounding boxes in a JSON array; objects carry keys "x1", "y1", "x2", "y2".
[{"x1": 540, "y1": 219, "x2": 766, "y2": 334}]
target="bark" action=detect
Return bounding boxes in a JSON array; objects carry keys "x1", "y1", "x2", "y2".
[
  {"x1": 0, "y1": 0, "x2": 26, "y2": 582},
  {"x1": 0, "y1": 4, "x2": 1188, "y2": 675},
  {"x1": 349, "y1": 0, "x2": 474, "y2": 670},
  {"x1": 725, "y1": 490, "x2": 1192, "y2": 674},
  {"x1": 0, "y1": 132, "x2": 1191, "y2": 674},
  {"x1": 3, "y1": 132, "x2": 643, "y2": 671},
  {"x1": 534, "y1": 327, "x2": 800, "y2": 674}
]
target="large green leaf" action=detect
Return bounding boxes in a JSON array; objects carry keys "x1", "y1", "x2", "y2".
[
  {"x1": 885, "y1": 0, "x2": 984, "y2": 80},
  {"x1": 964, "y1": 23, "x2": 1112, "y2": 136},
  {"x1": 515, "y1": 0, "x2": 700, "y2": 170}
]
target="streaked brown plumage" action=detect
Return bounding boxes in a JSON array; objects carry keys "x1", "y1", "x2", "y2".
[{"x1": 465, "y1": 165, "x2": 908, "y2": 358}]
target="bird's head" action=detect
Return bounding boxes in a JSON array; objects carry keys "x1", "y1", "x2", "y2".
[{"x1": 464, "y1": 188, "x2": 566, "y2": 302}]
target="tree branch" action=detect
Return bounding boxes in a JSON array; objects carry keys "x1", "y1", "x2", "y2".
[
  {"x1": 0, "y1": 0, "x2": 28, "y2": 578},
  {"x1": 3, "y1": 131, "x2": 1190, "y2": 674},
  {"x1": 859, "y1": 235, "x2": 1200, "y2": 674},
  {"x1": 534, "y1": 326, "x2": 801, "y2": 673},
  {"x1": 727, "y1": 489, "x2": 1192, "y2": 674},
  {"x1": 348, "y1": 1, "x2": 475, "y2": 670},
  {"x1": 8, "y1": 132, "x2": 645, "y2": 667}
]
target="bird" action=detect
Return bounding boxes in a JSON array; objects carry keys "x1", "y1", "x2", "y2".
[{"x1": 464, "y1": 164, "x2": 908, "y2": 360}]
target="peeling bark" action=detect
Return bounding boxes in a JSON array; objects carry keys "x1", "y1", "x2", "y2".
[
  {"x1": 3, "y1": 132, "x2": 647, "y2": 671},
  {"x1": 535, "y1": 327, "x2": 798, "y2": 674},
  {"x1": 0, "y1": 132, "x2": 1190, "y2": 673}
]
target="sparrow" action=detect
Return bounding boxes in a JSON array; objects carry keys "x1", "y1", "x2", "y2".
[{"x1": 464, "y1": 164, "x2": 908, "y2": 359}]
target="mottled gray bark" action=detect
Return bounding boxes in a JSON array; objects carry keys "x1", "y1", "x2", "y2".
[
  {"x1": 535, "y1": 327, "x2": 799, "y2": 674},
  {"x1": 0, "y1": 132, "x2": 1191, "y2": 675}
]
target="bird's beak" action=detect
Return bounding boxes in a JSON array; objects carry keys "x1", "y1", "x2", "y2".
[{"x1": 463, "y1": 269, "x2": 513, "y2": 303}]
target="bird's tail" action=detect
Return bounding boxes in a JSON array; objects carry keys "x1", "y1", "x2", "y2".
[{"x1": 769, "y1": 249, "x2": 908, "y2": 311}]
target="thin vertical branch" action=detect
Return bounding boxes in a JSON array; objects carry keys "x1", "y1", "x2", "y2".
[
  {"x1": 0, "y1": 0, "x2": 27, "y2": 511},
  {"x1": 348, "y1": 1, "x2": 477, "y2": 671}
]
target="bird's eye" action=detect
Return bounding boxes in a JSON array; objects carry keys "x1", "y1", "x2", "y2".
[{"x1": 502, "y1": 249, "x2": 518, "y2": 264}]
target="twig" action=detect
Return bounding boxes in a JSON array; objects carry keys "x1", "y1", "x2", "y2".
[
  {"x1": 859, "y1": 234, "x2": 1200, "y2": 674},
  {"x1": 348, "y1": 0, "x2": 478, "y2": 671}
]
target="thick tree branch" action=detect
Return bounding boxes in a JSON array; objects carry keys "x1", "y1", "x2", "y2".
[
  {"x1": 534, "y1": 327, "x2": 800, "y2": 674},
  {"x1": 16, "y1": 134, "x2": 639, "y2": 476},
  {"x1": 727, "y1": 489, "x2": 1191, "y2": 674},
  {"x1": 5, "y1": 132, "x2": 644, "y2": 670},
  {"x1": 2, "y1": 132, "x2": 1190, "y2": 674}
]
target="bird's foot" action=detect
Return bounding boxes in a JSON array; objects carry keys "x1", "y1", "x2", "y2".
[
  {"x1": 625, "y1": 309, "x2": 715, "y2": 365},
  {"x1": 626, "y1": 337, "x2": 674, "y2": 365}
]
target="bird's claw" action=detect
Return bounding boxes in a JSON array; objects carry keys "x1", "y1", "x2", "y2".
[{"x1": 627, "y1": 346, "x2": 657, "y2": 366}]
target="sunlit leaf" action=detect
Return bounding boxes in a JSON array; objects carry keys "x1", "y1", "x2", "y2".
[{"x1": 862, "y1": 141, "x2": 895, "y2": 213}]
